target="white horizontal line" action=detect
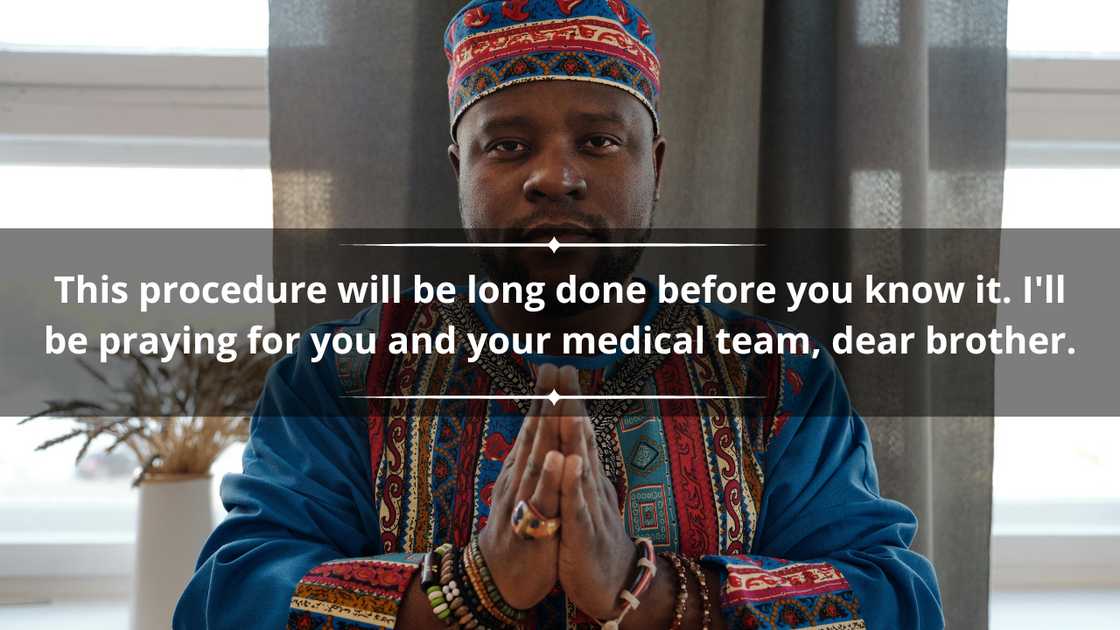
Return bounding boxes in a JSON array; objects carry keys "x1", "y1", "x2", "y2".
[
  {"x1": 340, "y1": 242, "x2": 765, "y2": 250},
  {"x1": 343, "y1": 394, "x2": 764, "y2": 400}
]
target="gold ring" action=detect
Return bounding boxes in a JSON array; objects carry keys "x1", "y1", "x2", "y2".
[{"x1": 511, "y1": 499, "x2": 560, "y2": 540}]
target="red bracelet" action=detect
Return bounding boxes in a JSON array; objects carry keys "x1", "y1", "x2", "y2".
[{"x1": 597, "y1": 537, "x2": 657, "y2": 630}]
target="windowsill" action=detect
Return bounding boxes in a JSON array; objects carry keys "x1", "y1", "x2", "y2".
[
  {"x1": 0, "y1": 598, "x2": 128, "y2": 629},
  {"x1": 991, "y1": 589, "x2": 1120, "y2": 629},
  {"x1": 990, "y1": 532, "x2": 1120, "y2": 590}
]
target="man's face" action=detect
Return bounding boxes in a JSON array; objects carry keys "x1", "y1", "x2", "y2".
[{"x1": 449, "y1": 80, "x2": 666, "y2": 297}]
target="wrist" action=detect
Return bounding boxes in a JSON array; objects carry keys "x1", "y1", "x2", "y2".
[
  {"x1": 476, "y1": 533, "x2": 543, "y2": 612},
  {"x1": 591, "y1": 536, "x2": 641, "y2": 619},
  {"x1": 465, "y1": 537, "x2": 530, "y2": 626},
  {"x1": 619, "y1": 555, "x2": 675, "y2": 630},
  {"x1": 592, "y1": 537, "x2": 657, "y2": 628}
]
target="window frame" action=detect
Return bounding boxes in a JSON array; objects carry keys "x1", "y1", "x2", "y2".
[
  {"x1": 0, "y1": 50, "x2": 268, "y2": 166},
  {"x1": 0, "y1": 47, "x2": 267, "y2": 596},
  {"x1": 1006, "y1": 56, "x2": 1120, "y2": 167},
  {"x1": 992, "y1": 54, "x2": 1120, "y2": 590}
]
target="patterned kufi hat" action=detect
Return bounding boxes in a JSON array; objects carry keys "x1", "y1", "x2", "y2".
[{"x1": 444, "y1": 0, "x2": 661, "y2": 139}]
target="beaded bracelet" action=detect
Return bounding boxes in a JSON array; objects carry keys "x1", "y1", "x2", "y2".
[
  {"x1": 658, "y1": 552, "x2": 689, "y2": 630},
  {"x1": 597, "y1": 537, "x2": 657, "y2": 630},
  {"x1": 453, "y1": 543, "x2": 500, "y2": 630},
  {"x1": 421, "y1": 544, "x2": 455, "y2": 625},
  {"x1": 464, "y1": 537, "x2": 526, "y2": 627},
  {"x1": 680, "y1": 556, "x2": 712, "y2": 630},
  {"x1": 439, "y1": 546, "x2": 477, "y2": 629},
  {"x1": 460, "y1": 543, "x2": 506, "y2": 627}
]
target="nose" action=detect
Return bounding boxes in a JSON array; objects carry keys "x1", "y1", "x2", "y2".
[{"x1": 523, "y1": 146, "x2": 587, "y2": 202}]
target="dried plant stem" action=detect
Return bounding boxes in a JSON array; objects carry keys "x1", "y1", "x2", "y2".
[{"x1": 23, "y1": 333, "x2": 270, "y2": 485}]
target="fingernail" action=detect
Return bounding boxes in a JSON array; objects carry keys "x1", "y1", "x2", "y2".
[
  {"x1": 544, "y1": 450, "x2": 563, "y2": 471},
  {"x1": 560, "y1": 366, "x2": 576, "y2": 390},
  {"x1": 571, "y1": 454, "x2": 583, "y2": 477}
]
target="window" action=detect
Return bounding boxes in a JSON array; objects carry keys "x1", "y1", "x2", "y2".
[
  {"x1": 0, "y1": 424, "x2": 247, "y2": 544},
  {"x1": 0, "y1": 0, "x2": 270, "y2": 595},
  {"x1": 994, "y1": 418, "x2": 1120, "y2": 512},
  {"x1": 1001, "y1": 169, "x2": 1120, "y2": 228},
  {"x1": 0, "y1": 166, "x2": 272, "y2": 229},
  {"x1": 0, "y1": 0, "x2": 267, "y2": 55},
  {"x1": 1007, "y1": 0, "x2": 1120, "y2": 57},
  {"x1": 992, "y1": 0, "x2": 1120, "y2": 591}
]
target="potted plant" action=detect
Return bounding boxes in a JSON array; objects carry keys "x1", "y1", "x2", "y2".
[{"x1": 22, "y1": 341, "x2": 273, "y2": 630}]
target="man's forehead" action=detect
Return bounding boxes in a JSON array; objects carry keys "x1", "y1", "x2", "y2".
[{"x1": 459, "y1": 81, "x2": 651, "y2": 137}]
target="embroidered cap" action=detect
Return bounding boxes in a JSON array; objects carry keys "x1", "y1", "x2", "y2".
[{"x1": 444, "y1": 0, "x2": 661, "y2": 139}]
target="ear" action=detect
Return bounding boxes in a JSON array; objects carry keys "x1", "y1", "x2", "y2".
[
  {"x1": 652, "y1": 135, "x2": 667, "y2": 201},
  {"x1": 448, "y1": 143, "x2": 461, "y2": 179}
]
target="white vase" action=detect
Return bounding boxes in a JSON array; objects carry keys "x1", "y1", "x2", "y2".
[{"x1": 129, "y1": 474, "x2": 214, "y2": 630}]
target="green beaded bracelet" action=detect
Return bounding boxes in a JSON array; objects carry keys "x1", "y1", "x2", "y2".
[{"x1": 424, "y1": 544, "x2": 457, "y2": 626}]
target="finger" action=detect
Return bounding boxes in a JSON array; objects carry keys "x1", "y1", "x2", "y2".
[
  {"x1": 535, "y1": 362, "x2": 559, "y2": 395},
  {"x1": 554, "y1": 400, "x2": 602, "y2": 527},
  {"x1": 556, "y1": 365, "x2": 581, "y2": 397},
  {"x1": 524, "y1": 362, "x2": 557, "y2": 467},
  {"x1": 516, "y1": 363, "x2": 557, "y2": 455},
  {"x1": 504, "y1": 396, "x2": 541, "y2": 474},
  {"x1": 518, "y1": 393, "x2": 561, "y2": 502},
  {"x1": 560, "y1": 367, "x2": 593, "y2": 460},
  {"x1": 499, "y1": 364, "x2": 557, "y2": 520},
  {"x1": 493, "y1": 416, "x2": 536, "y2": 521},
  {"x1": 566, "y1": 368, "x2": 591, "y2": 422},
  {"x1": 558, "y1": 399, "x2": 588, "y2": 457},
  {"x1": 523, "y1": 362, "x2": 558, "y2": 483},
  {"x1": 555, "y1": 367, "x2": 592, "y2": 463},
  {"x1": 529, "y1": 450, "x2": 564, "y2": 518},
  {"x1": 560, "y1": 454, "x2": 593, "y2": 538},
  {"x1": 498, "y1": 400, "x2": 539, "y2": 485},
  {"x1": 497, "y1": 364, "x2": 554, "y2": 497}
]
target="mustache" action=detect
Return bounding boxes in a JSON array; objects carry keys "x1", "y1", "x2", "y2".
[
  {"x1": 508, "y1": 207, "x2": 611, "y2": 243},
  {"x1": 519, "y1": 223, "x2": 606, "y2": 243}
]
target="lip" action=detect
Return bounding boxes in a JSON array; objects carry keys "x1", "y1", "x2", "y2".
[{"x1": 519, "y1": 222, "x2": 599, "y2": 243}]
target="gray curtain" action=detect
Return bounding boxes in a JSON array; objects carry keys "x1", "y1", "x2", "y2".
[
  {"x1": 270, "y1": 1, "x2": 1007, "y2": 627},
  {"x1": 756, "y1": 2, "x2": 1006, "y2": 629}
]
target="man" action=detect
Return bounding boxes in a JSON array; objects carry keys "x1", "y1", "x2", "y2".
[{"x1": 175, "y1": 1, "x2": 942, "y2": 628}]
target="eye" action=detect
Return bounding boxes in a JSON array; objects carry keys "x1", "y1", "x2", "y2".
[
  {"x1": 487, "y1": 140, "x2": 529, "y2": 156},
  {"x1": 581, "y1": 135, "x2": 621, "y2": 152}
]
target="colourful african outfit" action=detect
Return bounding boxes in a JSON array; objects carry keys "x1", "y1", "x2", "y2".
[
  {"x1": 173, "y1": 290, "x2": 942, "y2": 629},
  {"x1": 175, "y1": 2, "x2": 942, "y2": 627}
]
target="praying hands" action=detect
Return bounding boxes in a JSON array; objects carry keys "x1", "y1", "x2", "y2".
[{"x1": 475, "y1": 364, "x2": 723, "y2": 629}]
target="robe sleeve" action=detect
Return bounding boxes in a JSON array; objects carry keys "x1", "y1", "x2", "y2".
[
  {"x1": 701, "y1": 349, "x2": 944, "y2": 630},
  {"x1": 172, "y1": 321, "x2": 423, "y2": 630}
]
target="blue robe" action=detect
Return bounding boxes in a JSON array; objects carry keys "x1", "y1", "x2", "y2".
[{"x1": 174, "y1": 291, "x2": 942, "y2": 629}]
